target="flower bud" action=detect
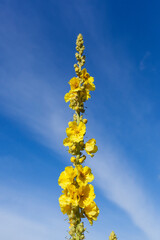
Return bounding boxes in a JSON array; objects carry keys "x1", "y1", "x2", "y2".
[
  {"x1": 76, "y1": 46, "x2": 80, "y2": 51},
  {"x1": 83, "y1": 119, "x2": 88, "y2": 124},
  {"x1": 70, "y1": 157, "x2": 76, "y2": 163},
  {"x1": 73, "y1": 115, "x2": 77, "y2": 121},
  {"x1": 75, "y1": 106, "x2": 79, "y2": 111},
  {"x1": 71, "y1": 145, "x2": 76, "y2": 151},
  {"x1": 79, "y1": 141, "x2": 84, "y2": 146},
  {"x1": 79, "y1": 155, "x2": 86, "y2": 163}
]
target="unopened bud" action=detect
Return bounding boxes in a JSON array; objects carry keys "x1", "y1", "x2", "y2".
[
  {"x1": 83, "y1": 119, "x2": 88, "y2": 124},
  {"x1": 76, "y1": 46, "x2": 80, "y2": 51},
  {"x1": 79, "y1": 155, "x2": 86, "y2": 163},
  {"x1": 73, "y1": 114, "x2": 77, "y2": 121},
  {"x1": 79, "y1": 141, "x2": 84, "y2": 146},
  {"x1": 71, "y1": 145, "x2": 76, "y2": 151},
  {"x1": 79, "y1": 50, "x2": 83, "y2": 55},
  {"x1": 70, "y1": 157, "x2": 76, "y2": 163}
]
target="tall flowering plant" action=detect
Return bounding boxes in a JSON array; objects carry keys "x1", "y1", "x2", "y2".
[
  {"x1": 58, "y1": 34, "x2": 98, "y2": 239},
  {"x1": 58, "y1": 34, "x2": 118, "y2": 240}
]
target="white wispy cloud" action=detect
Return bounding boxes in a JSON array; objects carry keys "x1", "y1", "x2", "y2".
[
  {"x1": 0, "y1": 71, "x2": 67, "y2": 152},
  {"x1": 0, "y1": 184, "x2": 67, "y2": 240},
  {"x1": 0, "y1": 184, "x2": 107, "y2": 240},
  {"x1": 92, "y1": 147, "x2": 160, "y2": 240},
  {"x1": 0, "y1": 209, "x2": 63, "y2": 240}
]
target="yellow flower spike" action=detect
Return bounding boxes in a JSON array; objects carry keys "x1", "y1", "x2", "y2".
[
  {"x1": 59, "y1": 34, "x2": 99, "y2": 240},
  {"x1": 58, "y1": 166, "x2": 76, "y2": 189},
  {"x1": 66, "y1": 121, "x2": 86, "y2": 143},
  {"x1": 85, "y1": 138, "x2": 98, "y2": 157},
  {"x1": 76, "y1": 165, "x2": 94, "y2": 185},
  {"x1": 109, "y1": 231, "x2": 117, "y2": 240},
  {"x1": 84, "y1": 201, "x2": 99, "y2": 225}
]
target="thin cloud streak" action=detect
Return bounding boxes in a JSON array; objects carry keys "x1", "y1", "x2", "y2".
[
  {"x1": 0, "y1": 185, "x2": 106, "y2": 240},
  {"x1": 0, "y1": 184, "x2": 66, "y2": 240},
  {"x1": 0, "y1": 71, "x2": 67, "y2": 152},
  {"x1": 92, "y1": 148, "x2": 160, "y2": 240}
]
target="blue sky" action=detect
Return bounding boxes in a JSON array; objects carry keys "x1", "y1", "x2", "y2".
[{"x1": 0, "y1": 0, "x2": 160, "y2": 239}]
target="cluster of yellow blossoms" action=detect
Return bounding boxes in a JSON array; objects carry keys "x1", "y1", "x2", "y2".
[
  {"x1": 58, "y1": 33, "x2": 118, "y2": 240},
  {"x1": 58, "y1": 34, "x2": 99, "y2": 240}
]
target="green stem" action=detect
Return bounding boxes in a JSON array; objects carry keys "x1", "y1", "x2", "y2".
[{"x1": 76, "y1": 111, "x2": 80, "y2": 125}]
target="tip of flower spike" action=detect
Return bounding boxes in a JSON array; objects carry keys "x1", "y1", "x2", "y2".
[
  {"x1": 109, "y1": 231, "x2": 117, "y2": 240},
  {"x1": 77, "y1": 33, "x2": 83, "y2": 40}
]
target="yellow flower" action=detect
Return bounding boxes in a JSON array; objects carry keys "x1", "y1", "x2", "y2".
[
  {"x1": 59, "y1": 185, "x2": 79, "y2": 214},
  {"x1": 68, "y1": 145, "x2": 77, "y2": 154},
  {"x1": 63, "y1": 137, "x2": 73, "y2": 147},
  {"x1": 59, "y1": 194, "x2": 71, "y2": 214},
  {"x1": 58, "y1": 166, "x2": 76, "y2": 189},
  {"x1": 85, "y1": 138, "x2": 98, "y2": 157},
  {"x1": 63, "y1": 138, "x2": 78, "y2": 154},
  {"x1": 80, "y1": 68, "x2": 90, "y2": 80},
  {"x1": 80, "y1": 68, "x2": 95, "y2": 91},
  {"x1": 84, "y1": 76, "x2": 95, "y2": 91},
  {"x1": 69, "y1": 101, "x2": 77, "y2": 110},
  {"x1": 64, "y1": 184, "x2": 79, "y2": 207},
  {"x1": 109, "y1": 231, "x2": 117, "y2": 240},
  {"x1": 80, "y1": 89, "x2": 91, "y2": 102},
  {"x1": 69, "y1": 77, "x2": 82, "y2": 92},
  {"x1": 78, "y1": 184, "x2": 95, "y2": 208},
  {"x1": 64, "y1": 90, "x2": 77, "y2": 103},
  {"x1": 66, "y1": 121, "x2": 86, "y2": 143},
  {"x1": 84, "y1": 201, "x2": 99, "y2": 225},
  {"x1": 76, "y1": 165, "x2": 94, "y2": 185}
]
